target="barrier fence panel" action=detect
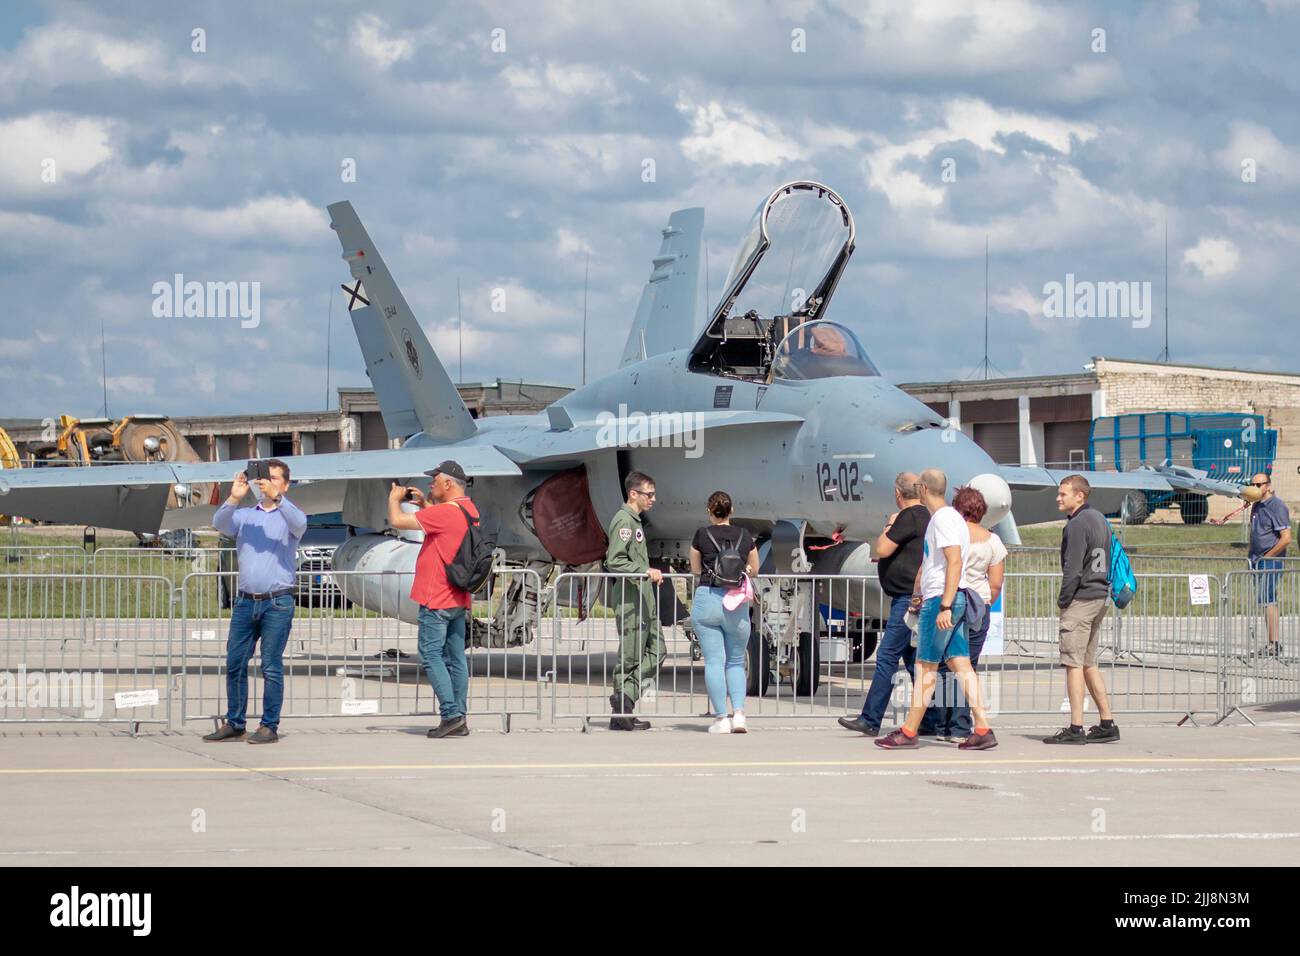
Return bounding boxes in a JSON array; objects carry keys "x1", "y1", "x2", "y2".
[
  {"x1": 1219, "y1": 569, "x2": 1300, "y2": 720},
  {"x1": 179, "y1": 567, "x2": 543, "y2": 731},
  {"x1": 0, "y1": 573, "x2": 173, "y2": 730},
  {"x1": 748, "y1": 573, "x2": 883, "y2": 718},
  {"x1": 0, "y1": 544, "x2": 90, "y2": 576},
  {"x1": 1005, "y1": 546, "x2": 1297, "y2": 579},
  {"x1": 548, "y1": 571, "x2": 889, "y2": 726},
  {"x1": 978, "y1": 573, "x2": 1222, "y2": 721},
  {"x1": 2, "y1": 561, "x2": 1293, "y2": 733},
  {"x1": 90, "y1": 546, "x2": 230, "y2": 581},
  {"x1": 549, "y1": 571, "x2": 700, "y2": 726}
]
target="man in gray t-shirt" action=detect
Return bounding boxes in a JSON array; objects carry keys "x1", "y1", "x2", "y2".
[{"x1": 1247, "y1": 473, "x2": 1291, "y2": 657}]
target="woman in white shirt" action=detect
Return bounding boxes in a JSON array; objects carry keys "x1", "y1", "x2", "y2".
[{"x1": 930, "y1": 486, "x2": 1007, "y2": 741}]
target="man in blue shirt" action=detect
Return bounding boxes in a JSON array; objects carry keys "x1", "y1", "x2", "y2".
[
  {"x1": 1246, "y1": 472, "x2": 1291, "y2": 658},
  {"x1": 204, "y1": 459, "x2": 306, "y2": 744}
]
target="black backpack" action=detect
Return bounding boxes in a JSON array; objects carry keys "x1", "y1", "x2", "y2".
[
  {"x1": 445, "y1": 503, "x2": 497, "y2": 593},
  {"x1": 705, "y1": 528, "x2": 747, "y2": 587}
]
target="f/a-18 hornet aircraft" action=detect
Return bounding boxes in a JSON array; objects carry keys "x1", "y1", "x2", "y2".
[{"x1": 0, "y1": 181, "x2": 1238, "y2": 694}]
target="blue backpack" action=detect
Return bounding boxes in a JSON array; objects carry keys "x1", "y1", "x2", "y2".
[{"x1": 1108, "y1": 531, "x2": 1137, "y2": 609}]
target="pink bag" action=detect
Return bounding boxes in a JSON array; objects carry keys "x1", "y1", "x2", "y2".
[{"x1": 722, "y1": 573, "x2": 753, "y2": 611}]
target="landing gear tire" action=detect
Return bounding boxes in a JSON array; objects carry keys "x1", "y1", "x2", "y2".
[
  {"x1": 745, "y1": 628, "x2": 771, "y2": 698},
  {"x1": 850, "y1": 628, "x2": 880, "y2": 664},
  {"x1": 1121, "y1": 491, "x2": 1149, "y2": 525},
  {"x1": 795, "y1": 631, "x2": 821, "y2": 696}
]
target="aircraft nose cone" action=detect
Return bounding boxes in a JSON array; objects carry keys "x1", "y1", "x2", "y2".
[{"x1": 969, "y1": 472, "x2": 1012, "y2": 528}]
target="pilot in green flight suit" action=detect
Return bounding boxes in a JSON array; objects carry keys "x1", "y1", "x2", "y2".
[{"x1": 604, "y1": 471, "x2": 665, "y2": 731}]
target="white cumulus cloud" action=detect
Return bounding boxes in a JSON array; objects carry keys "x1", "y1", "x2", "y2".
[
  {"x1": 677, "y1": 97, "x2": 805, "y2": 167},
  {"x1": 1182, "y1": 237, "x2": 1240, "y2": 279},
  {"x1": 0, "y1": 114, "x2": 113, "y2": 196},
  {"x1": 353, "y1": 15, "x2": 415, "y2": 69}
]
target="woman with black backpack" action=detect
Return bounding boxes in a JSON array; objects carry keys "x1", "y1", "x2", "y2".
[{"x1": 689, "y1": 491, "x2": 760, "y2": 734}]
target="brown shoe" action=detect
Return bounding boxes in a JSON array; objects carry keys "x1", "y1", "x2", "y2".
[
  {"x1": 428, "y1": 716, "x2": 467, "y2": 739},
  {"x1": 247, "y1": 725, "x2": 279, "y2": 744},
  {"x1": 203, "y1": 723, "x2": 245, "y2": 742}
]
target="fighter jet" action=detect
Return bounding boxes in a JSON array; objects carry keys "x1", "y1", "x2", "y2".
[{"x1": 0, "y1": 181, "x2": 1240, "y2": 693}]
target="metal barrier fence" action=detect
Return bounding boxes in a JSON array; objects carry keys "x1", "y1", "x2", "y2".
[
  {"x1": 1, "y1": 544, "x2": 91, "y2": 575},
  {"x1": 547, "y1": 571, "x2": 888, "y2": 727},
  {"x1": 179, "y1": 568, "x2": 544, "y2": 732},
  {"x1": 0, "y1": 566, "x2": 1295, "y2": 731},
  {"x1": 1005, "y1": 546, "x2": 1300, "y2": 578},
  {"x1": 91, "y1": 546, "x2": 229, "y2": 578},
  {"x1": 1219, "y1": 568, "x2": 1300, "y2": 722},
  {"x1": 0, "y1": 574, "x2": 173, "y2": 731},
  {"x1": 989, "y1": 573, "x2": 1223, "y2": 720}
]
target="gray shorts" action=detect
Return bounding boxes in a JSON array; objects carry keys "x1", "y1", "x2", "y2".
[{"x1": 1059, "y1": 597, "x2": 1108, "y2": 668}]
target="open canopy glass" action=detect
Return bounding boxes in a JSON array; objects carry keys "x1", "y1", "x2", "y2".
[
  {"x1": 771, "y1": 319, "x2": 880, "y2": 381},
  {"x1": 713, "y1": 181, "x2": 855, "y2": 326}
]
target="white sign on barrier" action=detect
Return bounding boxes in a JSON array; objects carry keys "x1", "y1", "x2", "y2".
[
  {"x1": 190, "y1": 629, "x2": 218, "y2": 641},
  {"x1": 1188, "y1": 574, "x2": 1212, "y2": 606},
  {"x1": 983, "y1": 592, "x2": 1005, "y2": 656},
  {"x1": 341, "y1": 699, "x2": 379, "y2": 716},
  {"x1": 114, "y1": 689, "x2": 160, "y2": 709}
]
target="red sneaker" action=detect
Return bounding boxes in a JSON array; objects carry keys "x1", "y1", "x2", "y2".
[{"x1": 874, "y1": 728, "x2": 919, "y2": 749}]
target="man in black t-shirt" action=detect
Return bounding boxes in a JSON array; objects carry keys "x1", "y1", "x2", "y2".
[{"x1": 839, "y1": 472, "x2": 936, "y2": 736}]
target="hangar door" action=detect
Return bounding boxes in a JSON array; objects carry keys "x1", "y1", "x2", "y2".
[
  {"x1": 974, "y1": 422, "x2": 1020, "y2": 464},
  {"x1": 1044, "y1": 420, "x2": 1091, "y2": 469}
]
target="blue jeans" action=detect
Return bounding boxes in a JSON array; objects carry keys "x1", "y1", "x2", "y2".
[
  {"x1": 225, "y1": 593, "x2": 295, "y2": 731},
  {"x1": 859, "y1": 594, "x2": 938, "y2": 733},
  {"x1": 418, "y1": 606, "x2": 468, "y2": 719},
  {"x1": 931, "y1": 608, "x2": 989, "y2": 738},
  {"x1": 690, "y1": 586, "x2": 750, "y2": 715}
]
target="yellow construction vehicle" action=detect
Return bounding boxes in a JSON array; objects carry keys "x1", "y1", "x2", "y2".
[
  {"x1": 27, "y1": 414, "x2": 193, "y2": 465},
  {"x1": 0, "y1": 426, "x2": 19, "y2": 524},
  {"x1": 0, "y1": 426, "x2": 19, "y2": 470},
  {"x1": 20, "y1": 414, "x2": 213, "y2": 509}
]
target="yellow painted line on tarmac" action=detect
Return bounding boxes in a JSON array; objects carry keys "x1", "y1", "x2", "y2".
[{"x1": 1, "y1": 755, "x2": 1299, "y2": 776}]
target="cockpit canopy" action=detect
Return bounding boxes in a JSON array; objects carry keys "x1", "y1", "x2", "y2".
[
  {"x1": 689, "y1": 181, "x2": 867, "y2": 383},
  {"x1": 718, "y1": 185, "x2": 852, "y2": 322},
  {"x1": 771, "y1": 320, "x2": 879, "y2": 381}
]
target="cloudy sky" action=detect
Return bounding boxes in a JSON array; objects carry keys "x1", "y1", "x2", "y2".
[{"x1": 2, "y1": 0, "x2": 1298, "y2": 419}]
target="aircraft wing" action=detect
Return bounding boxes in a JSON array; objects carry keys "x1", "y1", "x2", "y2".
[
  {"x1": 0, "y1": 446, "x2": 521, "y2": 534},
  {"x1": 1000, "y1": 463, "x2": 1243, "y2": 525},
  {"x1": 494, "y1": 409, "x2": 806, "y2": 465}
]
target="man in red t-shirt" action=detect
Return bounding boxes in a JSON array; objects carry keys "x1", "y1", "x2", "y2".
[{"x1": 387, "y1": 460, "x2": 480, "y2": 739}]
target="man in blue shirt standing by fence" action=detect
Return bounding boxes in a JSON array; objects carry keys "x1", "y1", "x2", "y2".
[
  {"x1": 1246, "y1": 472, "x2": 1291, "y2": 658},
  {"x1": 204, "y1": 459, "x2": 306, "y2": 744}
]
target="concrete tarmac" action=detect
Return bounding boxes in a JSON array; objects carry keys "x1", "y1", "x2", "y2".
[{"x1": 1, "y1": 708, "x2": 1297, "y2": 867}]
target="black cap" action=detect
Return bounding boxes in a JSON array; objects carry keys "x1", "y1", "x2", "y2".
[{"x1": 425, "y1": 460, "x2": 469, "y2": 485}]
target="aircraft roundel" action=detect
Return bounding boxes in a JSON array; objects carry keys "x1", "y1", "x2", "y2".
[{"x1": 403, "y1": 329, "x2": 422, "y2": 379}]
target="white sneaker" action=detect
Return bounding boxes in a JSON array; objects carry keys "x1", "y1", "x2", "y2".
[
  {"x1": 708, "y1": 716, "x2": 732, "y2": 734},
  {"x1": 731, "y1": 712, "x2": 748, "y2": 734}
]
